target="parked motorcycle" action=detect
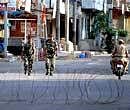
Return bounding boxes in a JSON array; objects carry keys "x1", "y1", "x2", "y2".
[{"x1": 113, "y1": 60, "x2": 125, "y2": 80}]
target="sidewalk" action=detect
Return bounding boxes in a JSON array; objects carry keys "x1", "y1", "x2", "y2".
[
  {"x1": 56, "y1": 50, "x2": 110, "y2": 60},
  {"x1": 0, "y1": 51, "x2": 110, "y2": 62}
]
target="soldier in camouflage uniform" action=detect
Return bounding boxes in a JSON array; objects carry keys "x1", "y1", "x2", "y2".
[
  {"x1": 22, "y1": 37, "x2": 34, "y2": 76},
  {"x1": 44, "y1": 34, "x2": 58, "y2": 76}
]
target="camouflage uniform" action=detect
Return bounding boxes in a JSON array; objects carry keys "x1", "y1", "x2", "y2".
[
  {"x1": 22, "y1": 42, "x2": 34, "y2": 76},
  {"x1": 45, "y1": 39, "x2": 57, "y2": 76}
]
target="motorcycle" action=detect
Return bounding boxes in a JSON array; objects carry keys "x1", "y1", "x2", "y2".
[{"x1": 113, "y1": 60, "x2": 125, "y2": 80}]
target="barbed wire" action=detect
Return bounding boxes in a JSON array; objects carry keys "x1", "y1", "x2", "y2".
[{"x1": 0, "y1": 59, "x2": 127, "y2": 105}]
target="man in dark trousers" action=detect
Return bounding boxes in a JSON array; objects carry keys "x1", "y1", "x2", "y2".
[
  {"x1": 22, "y1": 37, "x2": 34, "y2": 76},
  {"x1": 44, "y1": 34, "x2": 58, "y2": 76}
]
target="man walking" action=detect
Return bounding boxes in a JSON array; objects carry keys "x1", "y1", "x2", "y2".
[
  {"x1": 44, "y1": 34, "x2": 58, "y2": 76},
  {"x1": 22, "y1": 37, "x2": 34, "y2": 76}
]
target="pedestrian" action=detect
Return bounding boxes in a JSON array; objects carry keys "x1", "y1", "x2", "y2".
[
  {"x1": 44, "y1": 34, "x2": 58, "y2": 76},
  {"x1": 22, "y1": 37, "x2": 34, "y2": 76}
]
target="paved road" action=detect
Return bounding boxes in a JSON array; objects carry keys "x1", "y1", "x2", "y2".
[{"x1": 0, "y1": 55, "x2": 130, "y2": 110}]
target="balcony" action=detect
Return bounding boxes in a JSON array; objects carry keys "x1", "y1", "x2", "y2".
[{"x1": 81, "y1": 0, "x2": 105, "y2": 11}]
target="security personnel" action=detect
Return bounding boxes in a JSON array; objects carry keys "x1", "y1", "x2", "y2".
[
  {"x1": 44, "y1": 34, "x2": 58, "y2": 76},
  {"x1": 110, "y1": 39, "x2": 129, "y2": 74},
  {"x1": 22, "y1": 37, "x2": 34, "y2": 76}
]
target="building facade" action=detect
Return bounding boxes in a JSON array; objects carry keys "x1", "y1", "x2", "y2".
[{"x1": 1, "y1": 0, "x2": 130, "y2": 55}]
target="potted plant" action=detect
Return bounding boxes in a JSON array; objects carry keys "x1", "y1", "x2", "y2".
[
  {"x1": 106, "y1": 28, "x2": 116, "y2": 37},
  {"x1": 118, "y1": 29, "x2": 128, "y2": 43},
  {"x1": 118, "y1": 29, "x2": 128, "y2": 37}
]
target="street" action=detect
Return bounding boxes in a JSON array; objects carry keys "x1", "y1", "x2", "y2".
[{"x1": 0, "y1": 55, "x2": 130, "y2": 110}]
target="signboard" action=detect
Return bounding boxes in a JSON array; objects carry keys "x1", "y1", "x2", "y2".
[
  {"x1": 0, "y1": 0, "x2": 16, "y2": 11},
  {"x1": 16, "y1": 0, "x2": 25, "y2": 9}
]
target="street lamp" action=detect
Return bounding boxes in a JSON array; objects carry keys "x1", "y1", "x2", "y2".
[{"x1": 0, "y1": 0, "x2": 8, "y2": 57}]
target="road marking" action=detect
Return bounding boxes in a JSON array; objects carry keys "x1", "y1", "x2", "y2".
[{"x1": 0, "y1": 73, "x2": 130, "y2": 81}]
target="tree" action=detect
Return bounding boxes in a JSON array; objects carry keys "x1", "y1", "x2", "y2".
[
  {"x1": 105, "y1": 28, "x2": 116, "y2": 53},
  {"x1": 89, "y1": 11, "x2": 108, "y2": 39}
]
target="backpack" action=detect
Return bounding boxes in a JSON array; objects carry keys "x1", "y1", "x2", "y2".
[{"x1": 46, "y1": 40, "x2": 57, "y2": 58}]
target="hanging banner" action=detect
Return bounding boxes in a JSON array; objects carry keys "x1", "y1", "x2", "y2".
[
  {"x1": 16, "y1": 0, "x2": 25, "y2": 10},
  {"x1": 25, "y1": 0, "x2": 31, "y2": 12},
  {"x1": 42, "y1": 4, "x2": 46, "y2": 24}
]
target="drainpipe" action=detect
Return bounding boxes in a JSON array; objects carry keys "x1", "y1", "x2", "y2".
[
  {"x1": 56, "y1": 0, "x2": 60, "y2": 43},
  {"x1": 4, "y1": 3, "x2": 8, "y2": 56},
  {"x1": 78, "y1": 6, "x2": 82, "y2": 41},
  {"x1": 73, "y1": 1, "x2": 77, "y2": 50},
  {"x1": 24, "y1": 19, "x2": 27, "y2": 43},
  {"x1": 65, "y1": 0, "x2": 69, "y2": 51}
]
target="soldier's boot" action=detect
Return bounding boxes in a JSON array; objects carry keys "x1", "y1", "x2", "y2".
[
  {"x1": 28, "y1": 60, "x2": 33, "y2": 76},
  {"x1": 50, "y1": 71, "x2": 53, "y2": 76},
  {"x1": 28, "y1": 67, "x2": 31, "y2": 76},
  {"x1": 24, "y1": 69, "x2": 27, "y2": 75},
  {"x1": 50, "y1": 65, "x2": 54, "y2": 76},
  {"x1": 24, "y1": 65, "x2": 27, "y2": 75},
  {"x1": 28, "y1": 72, "x2": 31, "y2": 76},
  {"x1": 46, "y1": 70, "x2": 49, "y2": 75},
  {"x1": 45, "y1": 63, "x2": 50, "y2": 75},
  {"x1": 28, "y1": 67, "x2": 32, "y2": 76}
]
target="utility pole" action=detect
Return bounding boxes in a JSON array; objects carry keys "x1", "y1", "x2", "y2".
[
  {"x1": 122, "y1": 0, "x2": 126, "y2": 30},
  {"x1": 65, "y1": 0, "x2": 69, "y2": 51},
  {"x1": 108, "y1": 0, "x2": 113, "y2": 28},
  {"x1": 36, "y1": 0, "x2": 41, "y2": 61},
  {"x1": 56, "y1": 0, "x2": 60, "y2": 43},
  {"x1": 73, "y1": 1, "x2": 77, "y2": 50},
  {"x1": 78, "y1": 3, "x2": 82, "y2": 40},
  {"x1": 49, "y1": 0, "x2": 51, "y2": 8}
]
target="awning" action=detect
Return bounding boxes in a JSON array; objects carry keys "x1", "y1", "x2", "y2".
[
  {"x1": 0, "y1": 10, "x2": 23, "y2": 16},
  {"x1": 0, "y1": 10, "x2": 36, "y2": 19}
]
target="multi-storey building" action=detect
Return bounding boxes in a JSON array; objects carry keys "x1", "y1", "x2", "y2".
[
  {"x1": 0, "y1": 0, "x2": 37, "y2": 55},
  {"x1": 1, "y1": 0, "x2": 130, "y2": 56},
  {"x1": 113, "y1": 0, "x2": 130, "y2": 42}
]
